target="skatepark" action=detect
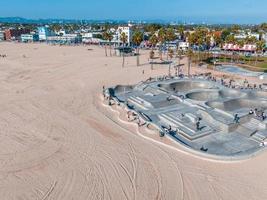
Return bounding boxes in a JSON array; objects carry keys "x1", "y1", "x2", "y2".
[{"x1": 105, "y1": 77, "x2": 267, "y2": 157}]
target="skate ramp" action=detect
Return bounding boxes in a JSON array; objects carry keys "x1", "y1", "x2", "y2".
[
  {"x1": 158, "y1": 81, "x2": 215, "y2": 92},
  {"x1": 206, "y1": 99, "x2": 267, "y2": 111},
  {"x1": 186, "y1": 90, "x2": 245, "y2": 101}
]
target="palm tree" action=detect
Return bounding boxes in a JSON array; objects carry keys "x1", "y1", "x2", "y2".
[
  {"x1": 213, "y1": 33, "x2": 222, "y2": 47},
  {"x1": 176, "y1": 49, "x2": 183, "y2": 65},
  {"x1": 50, "y1": 24, "x2": 62, "y2": 33},
  {"x1": 149, "y1": 34, "x2": 158, "y2": 70},
  {"x1": 255, "y1": 40, "x2": 265, "y2": 66},
  {"x1": 177, "y1": 25, "x2": 185, "y2": 40},
  {"x1": 225, "y1": 34, "x2": 236, "y2": 44},
  {"x1": 188, "y1": 31, "x2": 197, "y2": 63},
  {"x1": 231, "y1": 25, "x2": 240, "y2": 35},
  {"x1": 175, "y1": 49, "x2": 183, "y2": 76},
  {"x1": 244, "y1": 36, "x2": 258, "y2": 65},
  {"x1": 103, "y1": 31, "x2": 110, "y2": 56},
  {"x1": 237, "y1": 40, "x2": 244, "y2": 63},
  {"x1": 106, "y1": 32, "x2": 114, "y2": 56},
  {"x1": 120, "y1": 32, "x2": 128, "y2": 67},
  {"x1": 196, "y1": 28, "x2": 208, "y2": 63},
  {"x1": 132, "y1": 31, "x2": 143, "y2": 66},
  {"x1": 187, "y1": 49, "x2": 194, "y2": 77},
  {"x1": 244, "y1": 36, "x2": 257, "y2": 45},
  {"x1": 158, "y1": 28, "x2": 166, "y2": 60},
  {"x1": 168, "y1": 49, "x2": 174, "y2": 76},
  {"x1": 165, "y1": 28, "x2": 176, "y2": 60},
  {"x1": 260, "y1": 23, "x2": 267, "y2": 32},
  {"x1": 225, "y1": 34, "x2": 237, "y2": 62}
]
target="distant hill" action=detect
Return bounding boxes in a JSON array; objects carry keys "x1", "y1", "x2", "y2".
[
  {"x1": 0, "y1": 17, "x2": 184, "y2": 25},
  {"x1": 0, "y1": 17, "x2": 252, "y2": 26},
  {"x1": 0, "y1": 17, "x2": 132, "y2": 24}
]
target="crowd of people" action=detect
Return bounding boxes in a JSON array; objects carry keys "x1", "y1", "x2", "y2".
[
  {"x1": 0, "y1": 54, "x2": 7, "y2": 58},
  {"x1": 249, "y1": 108, "x2": 266, "y2": 121}
]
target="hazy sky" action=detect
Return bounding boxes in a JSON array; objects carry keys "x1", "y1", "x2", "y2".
[{"x1": 1, "y1": 0, "x2": 267, "y2": 23}]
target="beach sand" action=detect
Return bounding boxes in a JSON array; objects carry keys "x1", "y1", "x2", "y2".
[{"x1": 0, "y1": 42, "x2": 267, "y2": 200}]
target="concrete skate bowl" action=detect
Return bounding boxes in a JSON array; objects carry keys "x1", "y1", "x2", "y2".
[
  {"x1": 113, "y1": 85, "x2": 134, "y2": 95},
  {"x1": 186, "y1": 90, "x2": 246, "y2": 101},
  {"x1": 206, "y1": 99, "x2": 267, "y2": 112},
  {"x1": 247, "y1": 91, "x2": 267, "y2": 99},
  {"x1": 158, "y1": 81, "x2": 216, "y2": 93}
]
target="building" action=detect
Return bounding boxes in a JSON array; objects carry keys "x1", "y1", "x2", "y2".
[
  {"x1": 116, "y1": 26, "x2": 133, "y2": 45},
  {"x1": 81, "y1": 32, "x2": 104, "y2": 44},
  {"x1": 5, "y1": 28, "x2": 30, "y2": 40},
  {"x1": 0, "y1": 31, "x2": 5, "y2": 41},
  {"x1": 235, "y1": 32, "x2": 260, "y2": 40},
  {"x1": 222, "y1": 43, "x2": 256, "y2": 52},
  {"x1": 47, "y1": 34, "x2": 82, "y2": 44},
  {"x1": 178, "y1": 42, "x2": 189, "y2": 51},
  {"x1": 38, "y1": 27, "x2": 54, "y2": 41},
  {"x1": 263, "y1": 34, "x2": 267, "y2": 47},
  {"x1": 21, "y1": 33, "x2": 39, "y2": 42}
]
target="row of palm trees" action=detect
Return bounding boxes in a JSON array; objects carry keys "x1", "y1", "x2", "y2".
[
  {"x1": 102, "y1": 31, "x2": 113, "y2": 57},
  {"x1": 224, "y1": 34, "x2": 266, "y2": 65},
  {"x1": 103, "y1": 29, "x2": 143, "y2": 67},
  {"x1": 183, "y1": 28, "x2": 266, "y2": 73},
  {"x1": 102, "y1": 26, "x2": 266, "y2": 73},
  {"x1": 150, "y1": 28, "x2": 176, "y2": 60}
]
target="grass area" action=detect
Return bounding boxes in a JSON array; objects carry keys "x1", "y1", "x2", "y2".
[{"x1": 193, "y1": 52, "x2": 267, "y2": 72}]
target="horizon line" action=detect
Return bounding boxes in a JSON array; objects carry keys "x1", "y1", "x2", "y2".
[{"x1": 0, "y1": 16, "x2": 266, "y2": 25}]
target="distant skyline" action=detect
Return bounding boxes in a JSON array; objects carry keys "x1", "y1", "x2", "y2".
[{"x1": 1, "y1": 0, "x2": 267, "y2": 24}]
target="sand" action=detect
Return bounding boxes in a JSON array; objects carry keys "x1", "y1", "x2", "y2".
[{"x1": 0, "y1": 42, "x2": 267, "y2": 200}]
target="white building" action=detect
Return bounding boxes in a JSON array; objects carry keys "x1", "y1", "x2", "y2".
[
  {"x1": 178, "y1": 42, "x2": 189, "y2": 50},
  {"x1": 0, "y1": 31, "x2": 5, "y2": 41},
  {"x1": 116, "y1": 26, "x2": 132, "y2": 45},
  {"x1": 38, "y1": 27, "x2": 54, "y2": 41},
  {"x1": 55, "y1": 30, "x2": 67, "y2": 36},
  {"x1": 47, "y1": 34, "x2": 82, "y2": 44},
  {"x1": 81, "y1": 32, "x2": 104, "y2": 44},
  {"x1": 235, "y1": 32, "x2": 260, "y2": 40},
  {"x1": 263, "y1": 33, "x2": 267, "y2": 46},
  {"x1": 21, "y1": 33, "x2": 39, "y2": 42}
]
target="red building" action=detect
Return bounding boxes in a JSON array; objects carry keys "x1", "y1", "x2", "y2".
[{"x1": 4, "y1": 29, "x2": 30, "y2": 40}]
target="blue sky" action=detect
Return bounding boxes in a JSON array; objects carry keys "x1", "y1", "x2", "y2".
[{"x1": 1, "y1": 0, "x2": 267, "y2": 24}]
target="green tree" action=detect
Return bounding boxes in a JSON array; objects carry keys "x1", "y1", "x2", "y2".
[
  {"x1": 50, "y1": 24, "x2": 62, "y2": 33},
  {"x1": 103, "y1": 31, "x2": 113, "y2": 56},
  {"x1": 187, "y1": 49, "x2": 194, "y2": 77},
  {"x1": 103, "y1": 31, "x2": 110, "y2": 56},
  {"x1": 260, "y1": 23, "x2": 267, "y2": 32},
  {"x1": 149, "y1": 34, "x2": 158, "y2": 70},
  {"x1": 231, "y1": 25, "x2": 240, "y2": 34},
  {"x1": 255, "y1": 40, "x2": 266, "y2": 65},
  {"x1": 177, "y1": 25, "x2": 185, "y2": 40},
  {"x1": 176, "y1": 49, "x2": 183, "y2": 65},
  {"x1": 213, "y1": 34, "x2": 222, "y2": 47},
  {"x1": 120, "y1": 32, "x2": 128, "y2": 67},
  {"x1": 236, "y1": 39, "x2": 245, "y2": 63},
  {"x1": 107, "y1": 32, "x2": 114, "y2": 57},
  {"x1": 225, "y1": 34, "x2": 236, "y2": 44},
  {"x1": 165, "y1": 28, "x2": 176, "y2": 60},
  {"x1": 244, "y1": 36, "x2": 257, "y2": 44},
  {"x1": 194, "y1": 28, "x2": 208, "y2": 62},
  {"x1": 158, "y1": 28, "x2": 166, "y2": 60},
  {"x1": 132, "y1": 31, "x2": 144, "y2": 66},
  {"x1": 221, "y1": 29, "x2": 231, "y2": 42},
  {"x1": 144, "y1": 24, "x2": 162, "y2": 33},
  {"x1": 168, "y1": 49, "x2": 174, "y2": 76}
]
